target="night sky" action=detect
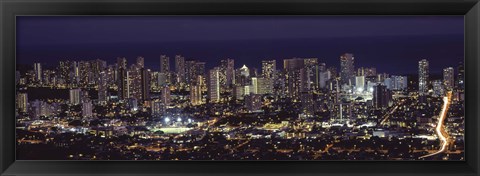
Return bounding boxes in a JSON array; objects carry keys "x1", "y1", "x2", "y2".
[{"x1": 16, "y1": 16, "x2": 464, "y2": 75}]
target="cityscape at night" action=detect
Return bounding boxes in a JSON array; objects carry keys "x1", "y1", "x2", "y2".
[{"x1": 15, "y1": 16, "x2": 464, "y2": 160}]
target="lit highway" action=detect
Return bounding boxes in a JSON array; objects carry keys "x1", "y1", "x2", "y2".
[{"x1": 419, "y1": 91, "x2": 452, "y2": 159}]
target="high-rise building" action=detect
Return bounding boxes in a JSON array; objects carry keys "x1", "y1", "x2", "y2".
[
  {"x1": 284, "y1": 58, "x2": 305, "y2": 101},
  {"x1": 69, "y1": 88, "x2": 81, "y2": 105},
  {"x1": 245, "y1": 94, "x2": 263, "y2": 112},
  {"x1": 98, "y1": 71, "x2": 108, "y2": 103},
  {"x1": 34, "y1": 63, "x2": 42, "y2": 84},
  {"x1": 160, "y1": 55, "x2": 170, "y2": 73},
  {"x1": 175, "y1": 55, "x2": 186, "y2": 85},
  {"x1": 141, "y1": 68, "x2": 150, "y2": 101},
  {"x1": 301, "y1": 92, "x2": 315, "y2": 117},
  {"x1": 17, "y1": 92, "x2": 28, "y2": 113},
  {"x1": 220, "y1": 59, "x2": 235, "y2": 87},
  {"x1": 432, "y1": 80, "x2": 444, "y2": 97},
  {"x1": 160, "y1": 85, "x2": 171, "y2": 105},
  {"x1": 318, "y1": 70, "x2": 331, "y2": 89},
  {"x1": 160, "y1": 55, "x2": 171, "y2": 84},
  {"x1": 340, "y1": 53, "x2": 355, "y2": 86},
  {"x1": 372, "y1": 84, "x2": 391, "y2": 109},
  {"x1": 355, "y1": 76, "x2": 365, "y2": 92},
  {"x1": 391, "y1": 76, "x2": 408, "y2": 90},
  {"x1": 151, "y1": 100, "x2": 165, "y2": 117},
  {"x1": 82, "y1": 101, "x2": 93, "y2": 118},
  {"x1": 136, "y1": 56, "x2": 145, "y2": 68},
  {"x1": 418, "y1": 59, "x2": 429, "y2": 94},
  {"x1": 208, "y1": 67, "x2": 221, "y2": 103},
  {"x1": 261, "y1": 60, "x2": 276, "y2": 79},
  {"x1": 117, "y1": 57, "x2": 129, "y2": 100},
  {"x1": 190, "y1": 75, "x2": 205, "y2": 105},
  {"x1": 186, "y1": 60, "x2": 206, "y2": 85},
  {"x1": 443, "y1": 67, "x2": 454, "y2": 91}
]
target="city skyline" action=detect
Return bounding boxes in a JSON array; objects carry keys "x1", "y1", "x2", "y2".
[{"x1": 16, "y1": 16, "x2": 465, "y2": 161}]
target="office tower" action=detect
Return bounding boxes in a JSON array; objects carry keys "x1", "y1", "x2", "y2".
[
  {"x1": 261, "y1": 60, "x2": 276, "y2": 79},
  {"x1": 443, "y1": 67, "x2": 454, "y2": 91},
  {"x1": 372, "y1": 84, "x2": 391, "y2": 109},
  {"x1": 234, "y1": 85, "x2": 246, "y2": 100},
  {"x1": 220, "y1": 59, "x2": 235, "y2": 87},
  {"x1": 418, "y1": 59, "x2": 429, "y2": 94},
  {"x1": 391, "y1": 76, "x2": 408, "y2": 90},
  {"x1": 175, "y1": 55, "x2": 186, "y2": 85},
  {"x1": 340, "y1": 53, "x2": 355, "y2": 86},
  {"x1": 82, "y1": 101, "x2": 93, "y2": 118},
  {"x1": 383, "y1": 77, "x2": 392, "y2": 90},
  {"x1": 357, "y1": 67, "x2": 377, "y2": 77},
  {"x1": 160, "y1": 85, "x2": 171, "y2": 106},
  {"x1": 69, "y1": 88, "x2": 81, "y2": 105},
  {"x1": 432, "y1": 80, "x2": 444, "y2": 97},
  {"x1": 190, "y1": 75, "x2": 205, "y2": 105},
  {"x1": 33, "y1": 63, "x2": 42, "y2": 84},
  {"x1": 457, "y1": 62, "x2": 464, "y2": 89},
  {"x1": 245, "y1": 94, "x2": 263, "y2": 112},
  {"x1": 355, "y1": 76, "x2": 365, "y2": 92},
  {"x1": 208, "y1": 67, "x2": 221, "y2": 103},
  {"x1": 98, "y1": 71, "x2": 108, "y2": 103},
  {"x1": 17, "y1": 92, "x2": 28, "y2": 113},
  {"x1": 117, "y1": 57, "x2": 129, "y2": 100}
]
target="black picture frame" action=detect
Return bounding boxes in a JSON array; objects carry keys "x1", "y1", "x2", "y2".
[{"x1": 1, "y1": 0, "x2": 479, "y2": 175}]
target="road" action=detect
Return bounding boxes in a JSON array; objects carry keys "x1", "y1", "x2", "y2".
[{"x1": 419, "y1": 91, "x2": 452, "y2": 159}]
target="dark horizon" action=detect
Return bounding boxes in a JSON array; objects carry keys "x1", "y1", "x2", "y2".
[{"x1": 16, "y1": 16, "x2": 464, "y2": 75}]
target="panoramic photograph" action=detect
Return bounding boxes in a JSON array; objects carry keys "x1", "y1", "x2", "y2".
[{"x1": 15, "y1": 16, "x2": 464, "y2": 160}]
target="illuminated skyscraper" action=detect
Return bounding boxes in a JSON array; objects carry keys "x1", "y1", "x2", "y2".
[
  {"x1": 160, "y1": 55, "x2": 170, "y2": 73},
  {"x1": 17, "y1": 92, "x2": 28, "y2": 113},
  {"x1": 355, "y1": 76, "x2": 365, "y2": 92},
  {"x1": 220, "y1": 58, "x2": 235, "y2": 88},
  {"x1": 443, "y1": 67, "x2": 454, "y2": 91},
  {"x1": 418, "y1": 59, "x2": 429, "y2": 94},
  {"x1": 391, "y1": 76, "x2": 408, "y2": 90},
  {"x1": 175, "y1": 55, "x2": 186, "y2": 85},
  {"x1": 186, "y1": 60, "x2": 206, "y2": 85},
  {"x1": 160, "y1": 85, "x2": 171, "y2": 105},
  {"x1": 245, "y1": 94, "x2": 262, "y2": 112},
  {"x1": 34, "y1": 63, "x2": 42, "y2": 84},
  {"x1": 340, "y1": 53, "x2": 355, "y2": 86},
  {"x1": 261, "y1": 60, "x2": 276, "y2": 79},
  {"x1": 98, "y1": 71, "x2": 108, "y2": 103},
  {"x1": 432, "y1": 80, "x2": 444, "y2": 97},
  {"x1": 69, "y1": 88, "x2": 81, "y2": 105},
  {"x1": 82, "y1": 100, "x2": 93, "y2": 118},
  {"x1": 190, "y1": 75, "x2": 205, "y2": 105},
  {"x1": 283, "y1": 58, "x2": 304, "y2": 101},
  {"x1": 208, "y1": 67, "x2": 221, "y2": 103}
]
